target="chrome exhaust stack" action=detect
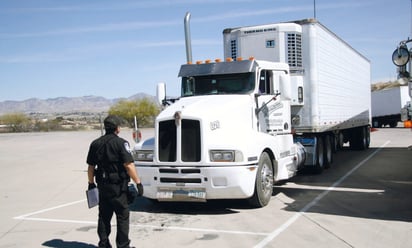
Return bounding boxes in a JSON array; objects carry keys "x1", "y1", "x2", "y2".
[{"x1": 184, "y1": 12, "x2": 192, "y2": 64}]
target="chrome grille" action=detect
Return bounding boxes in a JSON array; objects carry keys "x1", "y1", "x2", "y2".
[{"x1": 158, "y1": 119, "x2": 201, "y2": 162}]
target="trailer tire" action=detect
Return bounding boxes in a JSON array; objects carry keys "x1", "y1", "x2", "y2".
[
  {"x1": 324, "y1": 135, "x2": 333, "y2": 168},
  {"x1": 350, "y1": 126, "x2": 369, "y2": 150},
  {"x1": 334, "y1": 132, "x2": 344, "y2": 152},
  {"x1": 314, "y1": 137, "x2": 325, "y2": 173},
  {"x1": 365, "y1": 126, "x2": 370, "y2": 149},
  {"x1": 249, "y1": 152, "x2": 273, "y2": 208}
]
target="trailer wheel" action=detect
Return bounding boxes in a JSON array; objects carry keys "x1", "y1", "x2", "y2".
[
  {"x1": 324, "y1": 135, "x2": 333, "y2": 168},
  {"x1": 359, "y1": 126, "x2": 369, "y2": 150},
  {"x1": 365, "y1": 126, "x2": 370, "y2": 149},
  {"x1": 334, "y1": 132, "x2": 344, "y2": 152},
  {"x1": 350, "y1": 126, "x2": 369, "y2": 150},
  {"x1": 314, "y1": 137, "x2": 324, "y2": 173},
  {"x1": 249, "y1": 152, "x2": 273, "y2": 208}
]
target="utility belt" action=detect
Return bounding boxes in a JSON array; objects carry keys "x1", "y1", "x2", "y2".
[{"x1": 95, "y1": 166, "x2": 129, "y2": 186}]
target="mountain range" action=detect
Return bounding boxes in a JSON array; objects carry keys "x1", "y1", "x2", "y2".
[{"x1": 0, "y1": 93, "x2": 154, "y2": 115}]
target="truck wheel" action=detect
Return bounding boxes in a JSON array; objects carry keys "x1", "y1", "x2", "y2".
[
  {"x1": 359, "y1": 126, "x2": 368, "y2": 150},
  {"x1": 365, "y1": 126, "x2": 370, "y2": 149},
  {"x1": 314, "y1": 137, "x2": 324, "y2": 173},
  {"x1": 339, "y1": 133, "x2": 345, "y2": 148},
  {"x1": 324, "y1": 135, "x2": 333, "y2": 168},
  {"x1": 350, "y1": 126, "x2": 369, "y2": 150},
  {"x1": 249, "y1": 152, "x2": 274, "y2": 208}
]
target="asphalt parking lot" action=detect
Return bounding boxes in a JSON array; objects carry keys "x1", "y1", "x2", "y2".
[{"x1": 0, "y1": 127, "x2": 411, "y2": 248}]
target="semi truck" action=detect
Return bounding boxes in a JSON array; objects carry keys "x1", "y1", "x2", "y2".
[
  {"x1": 371, "y1": 85, "x2": 411, "y2": 128},
  {"x1": 133, "y1": 15, "x2": 371, "y2": 207}
]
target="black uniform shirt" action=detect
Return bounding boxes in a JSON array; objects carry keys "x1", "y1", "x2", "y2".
[{"x1": 87, "y1": 133, "x2": 134, "y2": 168}]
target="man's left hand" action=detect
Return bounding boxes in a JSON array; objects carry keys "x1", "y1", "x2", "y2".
[{"x1": 136, "y1": 183, "x2": 144, "y2": 196}]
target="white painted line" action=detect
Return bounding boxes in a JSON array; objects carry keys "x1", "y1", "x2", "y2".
[
  {"x1": 14, "y1": 199, "x2": 269, "y2": 237},
  {"x1": 133, "y1": 223, "x2": 270, "y2": 236},
  {"x1": 278, "y1": 183, "x2": 385, "y2": 193},
  {"x1": 17, "y1": 216, "x2": 269, "y2": 236},
  {"x1": 254, "y1": 141, "x2": 390, "y2": 248},
  {"x1": 14, "y1": 199, "x2": 86, "y2": 220},
  {"x1": 17, "y1": 217, "x2": 96, "y2": 225}
]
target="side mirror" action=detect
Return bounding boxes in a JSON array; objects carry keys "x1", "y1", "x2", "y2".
[
  {"x1": 392, "y1": 47, "x2": 410, "y2": 66},
  {"x1": 156, "y1": 82, "x2": 166, "y2": 106}
]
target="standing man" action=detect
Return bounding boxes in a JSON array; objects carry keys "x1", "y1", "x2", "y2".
[{"x1": 87, "y1": 115, "x2": 143, "y2": 248}]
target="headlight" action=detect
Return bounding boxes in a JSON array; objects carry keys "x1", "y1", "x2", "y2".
[
  {"x1": 133, "y1": 150, "x2": 154, "y2": 161},
  {"x1": 209, "y1": 150, "x2": 243, "y2": 162}
]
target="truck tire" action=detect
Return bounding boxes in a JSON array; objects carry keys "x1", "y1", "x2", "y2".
[
  {"x1": 314, "y1": 137, "x2": 325, "y2": 173},
  {"x1": 350, "y1": 126, "x2": 369, "y2": 150},
  {"x1": 365, "y1": 126, "x2": 370, "y2": 149},
  {"x1": 333, "y1": 132, "x2": 344, "y2": 152},
  {"x1": 324, "y1": 135, "x2": 333, "y2": 168},
  {"x1": 249, "y1": 152, "x2": 274, "y2": 208}
]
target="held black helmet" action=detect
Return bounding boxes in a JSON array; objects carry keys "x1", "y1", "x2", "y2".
[{"x1": 104, "y1": 115, "x2": 122, "y2": 133}]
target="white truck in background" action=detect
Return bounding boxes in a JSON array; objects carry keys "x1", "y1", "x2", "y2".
[
  {"x1": 133, "y1": 15, "x2": 371, "y2": 207},
  {"x1": 371, "y1": 86, "x2": 411, "y2": 127}
]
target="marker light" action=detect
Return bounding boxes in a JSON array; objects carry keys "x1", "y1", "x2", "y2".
[{"x1": 226, "y1": 57, "x2": 233, "y2": 62}]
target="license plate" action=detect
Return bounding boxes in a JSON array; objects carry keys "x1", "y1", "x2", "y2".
[
  {"x1": 157, "y1": 188, "x2": 206, "y2": 202},
  {"x1": 156, "y1": 191, "x2": 173, "y2": 199}
]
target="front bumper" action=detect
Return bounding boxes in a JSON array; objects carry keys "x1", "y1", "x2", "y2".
[{"x1": 136, "y1": 164, "x2": 258, "y2": 201}]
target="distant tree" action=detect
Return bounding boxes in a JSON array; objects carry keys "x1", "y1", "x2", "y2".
[
  {"x1": 108, "y1": 98, "x2": 160, "y2": 127},
  {"x1": 0, "y1": 112, "x2": 31, "y2": 132}
]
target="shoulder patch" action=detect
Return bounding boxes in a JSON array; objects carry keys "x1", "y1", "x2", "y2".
[{"x1": 124, "y1": 142, "x2": 132, "y2": 154}]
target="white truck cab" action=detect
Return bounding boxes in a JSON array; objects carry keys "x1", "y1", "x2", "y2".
[{"x1": 134, "y1": 58, "x2": 305, "y2": 207}]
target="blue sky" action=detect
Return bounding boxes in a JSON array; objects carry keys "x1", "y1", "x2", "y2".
[{"x1": 0, "y1": 0, "x2": 410, "y2": 101}]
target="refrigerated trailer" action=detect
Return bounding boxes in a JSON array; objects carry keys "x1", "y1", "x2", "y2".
[
  {"x1": 133, "y1": 17, "x2": 371, "y2": 207},
  {"x1": 223, "y1": 18, "x2": 371, "y2": 164}
]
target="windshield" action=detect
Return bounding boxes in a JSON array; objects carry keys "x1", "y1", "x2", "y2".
[{"x1": 181, "y1": 73, "x2": 255, "y2": 97}]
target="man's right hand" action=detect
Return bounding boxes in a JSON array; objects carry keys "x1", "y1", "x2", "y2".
[{"x1": 88, "y1": 183, "x2": 96, "y2": 190}]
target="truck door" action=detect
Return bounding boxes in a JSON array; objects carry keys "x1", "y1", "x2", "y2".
[{"x1": 256, "y1": 69, "x2": 291, "y2": 135}]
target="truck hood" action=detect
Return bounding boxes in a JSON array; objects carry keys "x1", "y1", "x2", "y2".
[{"x1": 157, "y1": 95, "x2": 254, "y2": 129}]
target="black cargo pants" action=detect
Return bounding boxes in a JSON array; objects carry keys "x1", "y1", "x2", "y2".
[{"x1": 97, "y1": 183, "x2": 130, "y2": 248}]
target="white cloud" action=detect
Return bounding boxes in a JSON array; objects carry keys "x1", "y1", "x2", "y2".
[
  {"x1": 1, "y1": 0, "x2": 254, "y2": 13},
  {"x1": 0, "y1": 20, "x2": 180, "y2": 39},
  {"x1": 0, "y1": 38, "x2": 219, "y2": 64}
]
